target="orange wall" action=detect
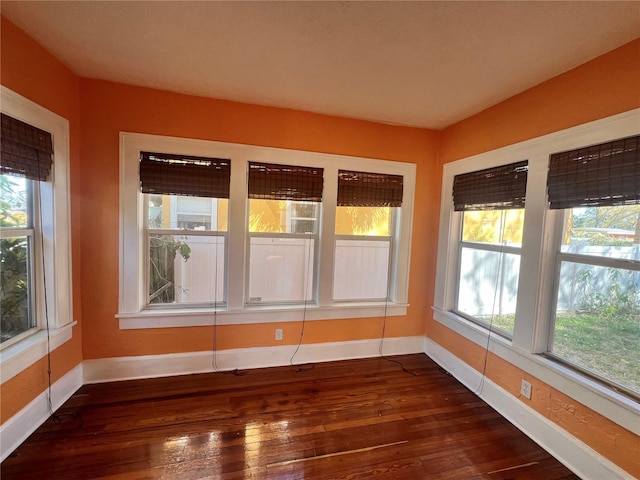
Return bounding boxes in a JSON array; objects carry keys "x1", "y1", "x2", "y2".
[
  {"x1": 434, "y1": 38, "x2": 640, "y2": 477},
  {"x1": 3, "y1": 12, "x2": 638, "y2": 476},
  {"x1": 78, "y1": 78, "x2": 440, "y2": 359},
  {"x1": 0, "y1": 17, "x2": 83, "y2": 423},
  {"x1": 440, "y1": 39, "x2": 640, "y2": 164}
]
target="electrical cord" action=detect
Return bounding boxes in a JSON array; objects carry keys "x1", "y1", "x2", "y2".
[
  {"x1": 211, "y1": 232, "x2": 245, "y2": 376},
  {"x1": 35, "y1": 167, "x2": 81, "y2": 426},
  {"x1": 379, "y1": 285, "x2": 418, "y2": 376},
  {"x1": 289, "y1": 302, "x2": 314, "y2": 372},
  {"x1": 290, "y1": 228, "x2": 315, "y2": 372},
  {"x1": 377, "y1": 229, "x2": 417, "y2": 376},
  {"x1": 473, "y1": 210, "x2": 507, "y2": 395}
]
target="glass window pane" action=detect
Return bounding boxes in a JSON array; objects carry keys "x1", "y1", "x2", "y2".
[
  {"x1": 248, "y1": 237, "x2": 314, "y2": 303},
  {"x1": 552, "y1": 261, "x2": 640, "y2": 395},
  {"x1": 333, "y1": 239, "x2": 390, "y2": 300},
  {"x1": 1, "y1": 236, "x2": 33, "y2": 343},
  {"x1": 462, "y1": 209, "x2": 524, "y2": 246},
  {"x1": 561, "y1": 205, "x2": 640, "y2": 260},
  {"x1": 177, "y1": 196, "x2": 212, "y2": 214},
  {"x1": 148, "y1": 234, "x2": 224, "y2": 305},
  {"x1": 147, "y1": 194, "x2": 227, "y2": 231},
  {"x1": 335, "y1": 206, "x2": 391, "y2": 236},
  {"x1": 249, "y1": 200, "x2": 318, "y2": 234},
  {"x1": 457, "y1": 247, "x2": 520, "y2": 335},
  {"x1": 0, "y1": 174, "x2": 29, "y2": 228}
]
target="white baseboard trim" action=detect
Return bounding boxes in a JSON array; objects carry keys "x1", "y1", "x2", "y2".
[
  {"x1": 0, "y1": 363, "x2": 83, "y2": 463},
  {"x1": 11, "y1": 338, "x2": 625, "y2": 479},
  {"x1": 424, "y1": 338, "x2": 634, "y2": 480},
  {"x1": 1, "y1": 337, "x2": 421, "y2": 463},
  {"x1": 83, "y1": 335, "x2": 425, "y2": 384}
]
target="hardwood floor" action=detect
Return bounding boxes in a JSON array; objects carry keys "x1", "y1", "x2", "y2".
[{"x1": 2, "y1": 354, "x2": 580, "y2": 479}]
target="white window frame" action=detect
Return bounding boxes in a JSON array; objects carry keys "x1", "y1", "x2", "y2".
[
  {"x1": 0, "y1": 177, "x2": 38, "y2": 347},
  {"x1": 433, "y1": 108, "x2": 640, "y2": 433},
  {"x1": 118, "y1": 133, "x2": 415, "y2": 328},
  {"x1": 170, "y1": 196, "x2": 219, "y2": 230},
  {"x1": 0, "y1": 86, "x2": 74, "y2": 383},
  {"x1": 333, "y1": 208, "x2": 397, "y2": 302},
  {"x1": 454, "y1": 220, "x2": 523, "y2": 337},
  {"x1": 285, "y1": 201, "x2": 318, "y2": 234},
  {"x1": 145, "y1": 221, "x2": 228, "y2": 308},
  {"x1": 246, "y1": 199, "x2": 320, "y2": 305},
  {"x1": 546, "y1": 206, "x2": 640, "y2": 397}
]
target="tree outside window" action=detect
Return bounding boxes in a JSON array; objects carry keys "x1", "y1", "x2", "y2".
[{"x1": 0, "y1": 174, "x2": 34, "y2": 343}]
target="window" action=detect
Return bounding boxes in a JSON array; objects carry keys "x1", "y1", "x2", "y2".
[
  {"x1": 140, "y1": 152, "x2": 230, "y2": 307},
  {"x1": 1, "y1": 175, "x2": 35, "y2": 343},
  {"x1": 334, "y1": 170, "x2": 402, "y2": 301},
  {"x1": 452, "y1": 161, "x2": 528, "y2": 336},
  {"x1": 0, "y1": 86, "x2": 73, "y2": 378},
  {"x1": 247, "y1": 161, "x2": 323, "y2": 304},
  {"x1": 119, "y1": 133, "x2": 415, "y2": 327},
  {"x1": 547, "y1": 136, "x2": 640, "y2": 397},
  {"x1": 1, "y1": 112, "x2": 53, "y2": 346},
  {"x1": 433, "y1": 109, "x2": 639, "y2": 431}
]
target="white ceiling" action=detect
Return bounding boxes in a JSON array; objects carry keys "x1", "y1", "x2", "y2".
[{"x1": 2, "y1": 1, "x2": 639, "y2": 130}]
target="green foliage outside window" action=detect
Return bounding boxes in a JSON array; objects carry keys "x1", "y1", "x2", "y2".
[
  {"x1": 148, "y1": 235, "x2": 191, "y2": 304},
  {"x1": 0, "y1": 175, "x2": 32, "y2": 343}
]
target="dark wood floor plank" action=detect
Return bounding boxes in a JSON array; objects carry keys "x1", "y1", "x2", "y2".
[{"x1": 2, "y1": 354, "x2": 580, "y2": 479}]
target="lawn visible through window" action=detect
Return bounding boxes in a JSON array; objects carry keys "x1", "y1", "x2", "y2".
[
  {"x1": 551, "y1": 205, "x2": 640, "y2": 395},
  {"x1": 456, "y1": 209, "x2": 524, "y2": 336}
]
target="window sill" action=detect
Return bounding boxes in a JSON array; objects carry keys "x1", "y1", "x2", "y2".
[
  {"x1": 117, "y1": 302, "x2": 409, "y2": 329},
  {"x1": 0, "y1": 321, "x2": 76, "y2": 384},
  {"x1": 431, "y1": 306, "x2": 639, "y2": 435}
]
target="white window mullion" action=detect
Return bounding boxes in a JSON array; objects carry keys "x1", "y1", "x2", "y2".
[
  {"x1": 226, "y1": 156, "x2": 248, "y2": 311},
  {"x1": 527, "y1": 207, "x2": 565, "y2": 354},
  {"x1": 434, "y1": 170, "x2": 460, "y2": 312},
  {"x1": 318, "y1": 167, "x2": 337, "y2": 307},
  {"x1": 512, "y1": 154, "x2": 551, "y2": 351},
  {"x1": 120, "y1": 135, "x2": 145, "y2": 313},
  {"x1": 556, "y1": 252, "x2": 640, "y2": 270},
  {"x1": 394, "y1": 164, "x2": 415, "y2": 305},
  {"x1": 32, "y1": 181, "x2": 48, "y2": 331}
]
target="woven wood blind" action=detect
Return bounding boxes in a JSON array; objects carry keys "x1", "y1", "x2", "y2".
[
  {"x1": 140, "y1": 151, "x2": 231, "y2": 198},
  {"x1": 0, "y1": 113, "x2": 53, "y2": 181},
  {"x1": 547, "y1": 135, "x2": 639, "y2": 209},
  {"x1": 337, "y1": 170, "x2": 403, "y2": 207},
  {"x1": 453, "y1": 160, "x2": 528, "y2": 211},
  {"x1": 248, "y1": 162, "x2": 323, "y2": 202}
]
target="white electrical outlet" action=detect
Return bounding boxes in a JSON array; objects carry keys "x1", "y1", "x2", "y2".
[
  {"x1": 520, "y1": 379, "x2": 532, "y2": 399},
  {"x1": 275, "y1": 328, "x2": 283, "y2": 341}
]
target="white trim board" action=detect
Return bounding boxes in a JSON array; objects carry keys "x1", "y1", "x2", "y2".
[
  {"x1": 119, "y1": 132, "x2": 416, "y2": 324},
  {"x1": 83, "y1": 336, "x2": 425, "y2": 384},
  {"x1": 424, "y1": 338, "x2": 635, "y2": 480},
  {"x1": 0, "y1": 363, "x2": 83, "y2": 463},
  {"x1": 432, "y1": 307, "x2": 639, "y2": 436},
  {"x1": 0, "y1": 322, "x2": 77, "y2": 384},
  {"x1": 2, "y1": 337, "x2": 633, "y2": 480},
  {"x1": 432, "y1": 108, "x2": 640, "y2": 434}
]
